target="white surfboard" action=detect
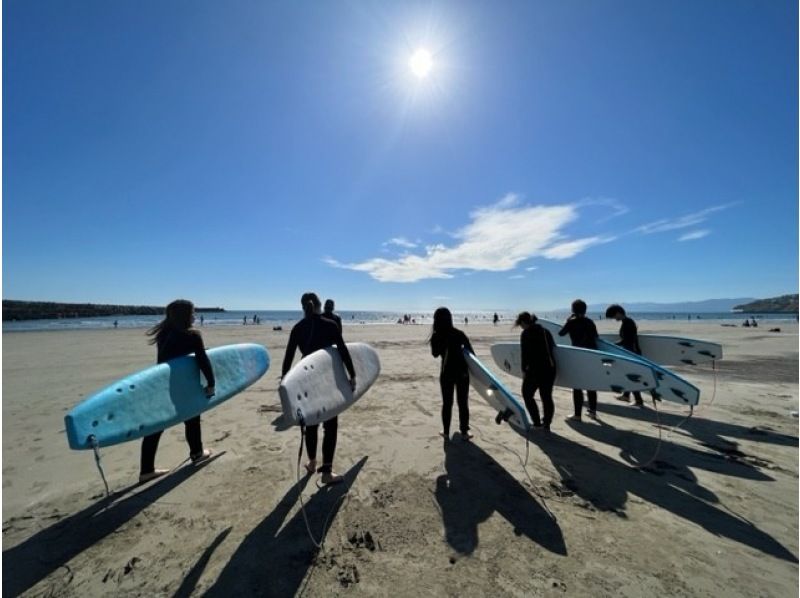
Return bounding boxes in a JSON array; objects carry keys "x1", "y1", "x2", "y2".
[
  {"x1": 490, "y1": 343, "x2": 658, "y2": 393},
  {"x1": 464, "y1": 349, "x2": 531, "y2": 430},
  {"x1": 279, "y1": 342, "x2": 380, "y2": 426},
  {"x1": 538, "y1": 319, "x2": 700, "y2": 405},
  {"x1": 598, "y1": 333, "x2": 722, "y2": 365}
]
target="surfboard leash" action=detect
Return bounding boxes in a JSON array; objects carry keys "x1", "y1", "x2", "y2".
[{"x1": 88, "y1": 435, "x2": 111, "y2": 497}]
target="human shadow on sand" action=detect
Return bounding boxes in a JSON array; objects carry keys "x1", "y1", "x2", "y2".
[
  {"x1": 3, "y1": 453, "x2": 223, "y2": 597},
  {"x1": 525, "y1": 430, "x2": 797, "y2": 563},
  {"x1": 205, "y1": 457, "x2": 367, "y2": 597},
  {"x1": 566, "y1": 416, "x2": 775, "y2": 486},
  {"x1": 597, "y1": 402, "x2": 799, "y2": 450},
  {"x1": 434, "y1": 439, "x2": 566, "y2": 556}
]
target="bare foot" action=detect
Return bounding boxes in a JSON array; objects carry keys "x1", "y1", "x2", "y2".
[{"x1": 321, "y1": 472, "x2": 343, "y2": 485}]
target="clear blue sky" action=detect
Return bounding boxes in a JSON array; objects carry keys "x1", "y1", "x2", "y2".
[{"x1": 4, "y1": 0, "x2": 797, "y2": 311}]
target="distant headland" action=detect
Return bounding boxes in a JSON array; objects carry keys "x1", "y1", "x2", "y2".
[
  {"x1": 2, "y1": 300, "x2": 225, "y2": 321},
  {"x1": 733, "y1": 294, "x2": 798, "y2": 314}
]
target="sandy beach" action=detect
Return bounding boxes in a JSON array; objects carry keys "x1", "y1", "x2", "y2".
[{"x1": 2, "y1": 320, "x2": 798, "y2": 597}]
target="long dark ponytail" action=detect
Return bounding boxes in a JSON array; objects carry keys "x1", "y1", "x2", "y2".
[{"x1": 147, "y1": 299, "x2": 194, "y2": 346}]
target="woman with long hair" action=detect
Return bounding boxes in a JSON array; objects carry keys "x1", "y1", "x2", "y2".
[
  {"x1": 430, "y1": 307, "x2": 473, "y2": 441},
  {"x1": 281, "y1": 292, "x2": 356, "y2": 485},
  {"x1": 514, "y1": 311, "x2": 557, "y2": 431},
  {"x1": 141, "y1": 299, "x2": 215, "y2": 483}
]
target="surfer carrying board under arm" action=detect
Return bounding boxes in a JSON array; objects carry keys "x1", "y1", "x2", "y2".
[
  {"x1": 559, "y1": 299, "x2": 600, "y2": 421},
  {"x1": 430, "y1": 307, "x2": 474, "y2": 441},
  {"x1": 141, "y1": 299, "x2": 215, "y2": 483},
  {"x1": 515, "y1": 312, "x2": 557, "y2": 431},
  {"x1": 282, "y1": 292, "x2": 356, "y2": 485},
  {"x1": 605, "y1": 304, "x2": 645, "y2": 407}
]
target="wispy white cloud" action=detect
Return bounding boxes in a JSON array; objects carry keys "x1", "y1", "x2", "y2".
[
  {"x1": 383, "y1": 237, "x2": 418, "y2": 249},
  {"x1": 509, "y1": 274, "x2": 525, "y2": 279},
  {"x1": 578, "y1": 197, "x2": 630, "y2": 223},
  {"x1": 325, "y1": 194, "x2": 614, "y2": 283},
  {"x1": 525, "y1": 266, "x2": 538, "y2": 271},
  {"x1": 678, "y1": 229, "x2": 711, "y2": 242},
  {"x1": 636, "y1": 203, "x2": 738, "y2": 235}
]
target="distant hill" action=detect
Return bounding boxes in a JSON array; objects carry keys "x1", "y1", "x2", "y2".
[
  {"x1": 3, "y1": 300, "x2": 225, "y2": 321},
  {"x1": 733, "y1": 294, "x2": 799, "y2": 314}
]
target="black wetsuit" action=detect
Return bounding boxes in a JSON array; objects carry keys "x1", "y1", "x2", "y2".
[
  {"x1": 430, "y1": 328, "x2": 473, "y2": 437},
  {"x1": 559, "y1": 315, "x2": 599, "y2": 417},
  {"x1": 618, "y1": 317, "x2": 644, "y2": 404},
  {"x1": 322, "y1": 310, "x2": 343, "y2": 334},
  {"x1": 282, "y1": 314, "x2": 355, "y2": 473},
  {"x1": 520, "y1": 324, "x2": 557, "y2": 428},
  {"x1": 141, "y1": 328, "x2": 215, "y2": 474}
]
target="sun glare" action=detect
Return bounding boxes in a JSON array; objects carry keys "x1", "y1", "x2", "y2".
[{"x1": 409, "y1": 48, "x2": 433, "y2": 78}]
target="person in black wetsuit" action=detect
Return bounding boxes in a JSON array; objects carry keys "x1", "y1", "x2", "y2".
[
  {"x1": 322, "y1": 299, "x2": 343, "y2": 333},
  {"x1": 141, "y1": 299, "x2": 215, "y2": 483},
  {"x1": 282, "y1": 292, "x2": 356, "y2": 485},
  {"x1": 558, "y1": 299, "x2": 599, "y2": 421},
  {"x1": 430, "y1": 307, "x2": 474, "y2": 441},
  {"x1": 606, "y1": 304, "x2": 645, "y2": 407},
  {"x1": 515, "y1": 312, "x2": 557, "y2": 431}
]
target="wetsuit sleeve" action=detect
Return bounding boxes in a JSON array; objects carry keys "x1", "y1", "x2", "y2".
[
  {"x1": 192, "y1": 333, "x2": 215, "y2": 387},
  {"x1": 461, "y1": 331, "x2": 475, "y2": 355},
  {"x1": 431, "y1": 333, "x2": 443, "y2": 358},
  {"x1": 334, "y1": 332, "x2": 356, "y2": 379},
  {"x1": 520, "y1": 331, "x2": 530, "y2": 373},
  {"x1": 282, "y1": 326, "x2": 299, "y2": 377},
  {"x1": 589, "y1": 320, "x2": 599, "y2": 349},
  {"x1": 545, "y1": 330, "x2": 557, "y2": 369},
  {"x1": 558, "y1": 319, "x2": 571, "y2": 337}
]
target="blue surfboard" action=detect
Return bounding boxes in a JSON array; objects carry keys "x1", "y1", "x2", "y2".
[
  {"x1": 65, "y1": 343, "x2": 270, "y2": 450},
  {"x1": 464, "y1": 349, "x2": 531, "y2": 430}
]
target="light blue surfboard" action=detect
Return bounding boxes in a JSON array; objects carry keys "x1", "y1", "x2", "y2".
[
  {"x1": 464, "y1": 349, "x2": 532, "y2": 431},
  {"x1": 65, "y1": 343, "x2": 270, "y2": 450}
]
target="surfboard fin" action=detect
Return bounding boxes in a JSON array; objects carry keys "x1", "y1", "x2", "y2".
[{"x1": 495, "y1": 408, "x2": 514, "y2": 425}]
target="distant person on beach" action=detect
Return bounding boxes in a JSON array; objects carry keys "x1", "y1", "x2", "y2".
[
  {"x1": 606, "y1": 304, "x2": 645, "y2": 407},
  {"x1": 322, "y1": 299, "x2": 343, "y2": 333},
  {"x1": 743, "y1": 319, "x2": 750, "y2": 327},
  {"x1": 515, "y1": 312, "x2": 557, "y2": 431},
  {"x1": 282, "y1": 292, "x2": 356, "y2": 485},
  {"x1": 493, "y1": 312, "x2": 499, "y2": 326},
  {"x1": 141, "y1": 300, "x2": 214, "y2": 483},
  {"x1": 430, "y1": 307, "x2": 474, "y2": 441},
  {"x1": 199, "y1": 314, "x2": 204, "y2": 327},
  {"x1": 559, "y1": 299, "x2": 599, "y2": 421},
  {"x1": 751, "y1": 317, "x2": 758, "y2": 328},
  {"x1": 113, "y1": 320, "x2": 118, "y2": 329},
  {"x1": 464, "y1": 316, "x2": 469, "y2": 326},
  {"x1": 243, "y1": 315, "x2": 247, "y2": 325}
]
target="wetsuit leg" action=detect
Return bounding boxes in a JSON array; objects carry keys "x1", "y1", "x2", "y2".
[
  {"x1": 572, "y1": 389, "x2": 584, "y2": 417},
  {"x1": 632, "y1": 391, "x2": 644, "y2": 405},
  {"x1": 184, "y1": 416, "x2": 203, "y2": 455},
  {"x1": 320, "y1": 416, "x2": 338, "y2": 473},
  {"x1": 522, "y1": 374, "x2": 541, "y2": 426},
  {"x1": 540, "y1": 374, "x2": 555, "y2": 428},
  {"x1": 587, "y1": 391, "x2": 598, "y2": 414},
  {"x1": 140, "y1": 431, "x2": 163, "y2": 474},
  {"x1": 440, "y1": 377, "x2": 455, "y2": 436},
  {"x1": 455, "y1": 375, "x2": 470, "y2": 434},
  {"x1": 305, "y1": 424, "x2": 319, "y2": 462}
]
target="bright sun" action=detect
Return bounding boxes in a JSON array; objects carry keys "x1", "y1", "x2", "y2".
[{"x1": 409, "y1": 48, "x2": 433, "y2": 78}]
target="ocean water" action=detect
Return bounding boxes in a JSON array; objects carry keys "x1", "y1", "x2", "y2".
[{"x1": 2, "y1": 310, "x2": 795, "y2": 332}]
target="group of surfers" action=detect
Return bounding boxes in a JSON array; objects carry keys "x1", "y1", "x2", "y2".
[{"x1": 137, "y1": 294, "x2": 644, "y2": 486}]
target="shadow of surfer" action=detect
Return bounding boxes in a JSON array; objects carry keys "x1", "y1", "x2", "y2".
[
  {"x1": 205, "y1": 456, "x2": 367, "y2": 597},
  {"x1": 2, "y1": 453, "x2": 224, "y2": 597},
  {"x1": 434, "y1": 440, "x2": 566, "y2": 557},
  {"x1": 524, "y1": 429, "x2": 797, "y2": 563}
]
